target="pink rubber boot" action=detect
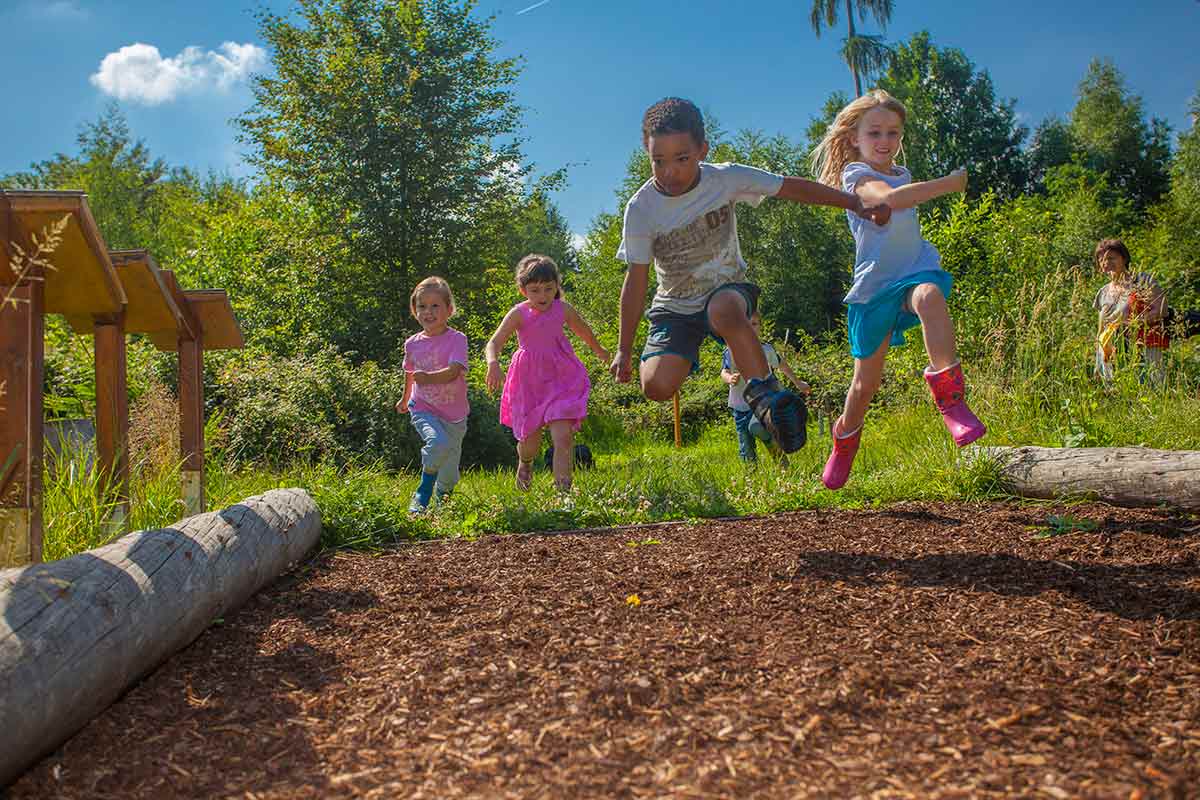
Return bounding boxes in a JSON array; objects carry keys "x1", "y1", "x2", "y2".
[
  {"x1": 821, "y1": 419, "x2": 862, "y2": 490},
  {"x1": 925, "y1": 362, "x2": 986, "y2": 447}
]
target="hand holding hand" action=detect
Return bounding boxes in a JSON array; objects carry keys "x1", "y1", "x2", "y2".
[
  {"x1": 853, "y1": 195, "x2": 892, "y2": 226},
  {"x1": 610, "y1": 350, "x2": 632, "y2": 383},
  {"x1": 726, "y1": 371, "x2": 741, "y2": 385},
  {"x1": 485, "y1": 360, "x2": 503, "y2": 393}
]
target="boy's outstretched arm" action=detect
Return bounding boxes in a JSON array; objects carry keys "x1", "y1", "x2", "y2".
[
  {"x1": 776, "y1": 177, "x2": 892, "y2": 225},
  {"x1": 610, "y1": 263, "x2": 649, "y2": 383},
  {"x1": 855, "y1": 169, "x2": 967, "y2": 212}
]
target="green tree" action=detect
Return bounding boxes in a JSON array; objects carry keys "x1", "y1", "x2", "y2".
[
  {"x1": 877, "y1": 32, "x2": 1029, "y2": 201},
  {"x1": 1069, "y1": 59, "x2": 1171, "y2": 210},
  {"x1": 1, "y1": 105, "x2": 244, "y2": 270},
  {"x1": 238, "y1": 0, "x2": 529, "y2": 361},
  {"x1": 809, "y1": 0, "x2": 894, "y2": 97}
]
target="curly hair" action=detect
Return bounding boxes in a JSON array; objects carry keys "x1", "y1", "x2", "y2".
[
  {"x1": 641, "y1": 97, "x2": 705, "y2": 147},
  {"x1": 409, "y1": 275, "x2": 456, "y2": 318},
  {"x1": 810, "y1": 90, "x2": 907, "y2": 187},
  {"x1": 515, "y1": 253, "x2": 562, "y2": 298}
]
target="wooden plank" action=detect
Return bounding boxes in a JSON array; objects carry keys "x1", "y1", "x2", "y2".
[
  {"x1": 0, "y1": 488, "x2": 322, "y2": 786},
  {"x1": 109, "y1": 251, "x2": 190, "y2": 337},
  {"x1": 93, "y1": 312, "x2": 129, "y2": 531},
  {"x1": 0, "y1": 267, "x2": 44, "y2": 566},
  {"x1": 184, "y1": 289, "x2": 244, "y2": 350}
]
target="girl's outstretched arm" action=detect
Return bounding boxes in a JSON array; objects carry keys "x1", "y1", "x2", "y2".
[
  {"x1": 562, "y1": 301, "x2": 611, "y2": 364},
  {"x1": 855, "y1": 169, "x2": 967, "y2": 212},
  {"x1": 485, "y1": 306, "x2": 522, "y2": 392},
  {"x1": 776, "y1": 358, "x2": 810, "y2": 395}
]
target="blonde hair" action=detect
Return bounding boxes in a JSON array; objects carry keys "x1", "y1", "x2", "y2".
[
  {"x1": 515, "y1": 253, "x2": 562, "y2": 298},
  {"x1": 409, "y1": 276, "x2": 456, "y2": 318},
  {"x1": 810, "y1": 90, "x2": 907, "y2": 187}
]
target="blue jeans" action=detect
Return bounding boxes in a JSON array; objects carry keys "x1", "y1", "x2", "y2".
[
  {"x1": 409, "y1": 412, "x2": 468, "y2": 492},
  {"x1": 731, "y1": 408, "x2": 758, "y2": 462}
]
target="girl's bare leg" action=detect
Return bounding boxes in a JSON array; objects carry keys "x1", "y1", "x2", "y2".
[
  {"x1": 548, "y1": 420, "x2": 574, "y2": 492},
  {"x1": 516, "y1": 431, "x2": 541, "y2": 490},
  {"x1": 908, "y1": 283, "x2": 956, "y2": 370},
  {"x1": 840, "y1": 336, "x2": 890, "y2": 433}
]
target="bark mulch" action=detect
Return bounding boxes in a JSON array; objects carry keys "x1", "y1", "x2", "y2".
[{"x1": 8, "y1": 501, "x2": 1200, "y2": 799}]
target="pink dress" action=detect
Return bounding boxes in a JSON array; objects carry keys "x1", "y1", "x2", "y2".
[{"x1": 500, "y1": 299, "x2": 591, "y2": 441}]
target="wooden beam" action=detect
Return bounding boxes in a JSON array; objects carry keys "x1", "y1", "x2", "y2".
[
  {"x1": 93, "y1": 311, "x2": 129, "y2": 532},
  {"x1": 0, "y1": 266, "x2": 45, "y2": 566},
  {"x1": 159, "y1": 271, "x2": 205, "y2": 516}
]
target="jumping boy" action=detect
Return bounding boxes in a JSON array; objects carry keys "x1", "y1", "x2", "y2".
[{"x1": 609, "y1": 97, "x2": 890, "y2": 452}]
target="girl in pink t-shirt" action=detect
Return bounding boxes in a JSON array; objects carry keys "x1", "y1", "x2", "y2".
[
  {"x1": 396, "y1": 276, "x2": 469, "y2": 514},
  {"x1": 485, "y1": 254, "x2": 610, "y2": 496}
]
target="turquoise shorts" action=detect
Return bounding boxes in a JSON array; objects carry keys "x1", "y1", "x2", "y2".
[{"x1": 847, "y1": 270, "x2": 954, "y2": 359}]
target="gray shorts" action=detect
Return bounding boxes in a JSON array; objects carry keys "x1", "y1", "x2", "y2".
[{"x1": 641, "y1": 282, "x2": 760, "y2": 373}]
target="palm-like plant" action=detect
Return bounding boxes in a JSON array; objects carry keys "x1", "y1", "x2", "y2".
[{"x1": 810, "y1": 0, "x2": 895, "y2": 96}]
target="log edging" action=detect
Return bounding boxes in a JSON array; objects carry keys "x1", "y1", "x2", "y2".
[
  {"x1": 0, "y1": 488, "x2": 321, "y2": 787},
  {"x1": 971, "y1": 445, "x2": 1200, "y2": 511}
]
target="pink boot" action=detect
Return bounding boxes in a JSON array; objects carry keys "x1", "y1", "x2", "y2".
[
  {"x1": 925, "y1": 362, "x2": 986, "y2": 447},
  {"x1": 822, "y1": 420, "x2": 862, "y2": 490}
]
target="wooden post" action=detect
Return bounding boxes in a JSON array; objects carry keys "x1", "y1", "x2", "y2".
[
  {"x1": 0, "y1": 272, "x2": 45, "y2": 566},
  {"x1": 672, "y1": 392, "x2": 682, "y2": 449},
  {"x1": 93, "y1": 311, "x2": 129, "y2": 532},
  {"x1": 178, "y1": 332, "x2": 204, "y2": 516}
]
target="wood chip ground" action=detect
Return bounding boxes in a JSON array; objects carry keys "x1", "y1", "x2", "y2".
[{"x1": 9, "y1": 502, "x2": 1200, "y2": 799}]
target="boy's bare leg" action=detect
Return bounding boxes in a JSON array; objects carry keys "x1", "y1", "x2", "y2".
[
  {"x1": 706, "y1": 290, "x2": 769, "y2": 378},
  {"x1": 640, "y1": 353, "x2": 693, "y2": 402},
  {"x1": 908, "y1": 283, "x2": 956, "y2": 371},
  {"x1": 841, "y1": 336, "x2": 890, "y2": 433}
]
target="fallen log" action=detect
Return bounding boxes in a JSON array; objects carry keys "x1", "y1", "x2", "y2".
[
  {"x1": 973, "y1": 446, "x2": 1200, "y2": 511},
  {"x1": 0, "y1": 488, "x2": 321, "y2": 787}
]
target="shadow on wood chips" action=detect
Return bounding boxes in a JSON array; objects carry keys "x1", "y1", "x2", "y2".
[{"x1": 9, "y1": 501, "x2": 1199, "y2": 799}]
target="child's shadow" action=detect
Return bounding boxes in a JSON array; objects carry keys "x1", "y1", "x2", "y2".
[{"x1": 780, "y1": 549, "x2": 1200, "y2": 621}]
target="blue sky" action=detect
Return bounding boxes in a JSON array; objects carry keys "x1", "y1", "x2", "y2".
[{"x1": 2, "y1": 0, "x2": 1197, "y2": 241}]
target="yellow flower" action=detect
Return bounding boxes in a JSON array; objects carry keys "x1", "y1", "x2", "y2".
[{"x1": 626, "y1": 593, "x2": 641, "y2": 607}]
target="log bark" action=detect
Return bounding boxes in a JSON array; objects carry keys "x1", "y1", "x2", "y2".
[
  {"x1": 0, "y1": 488, "x2": 321, "y2": 786},
  {"x1": 974, "y1": 446, "x2": 1200, "y2": 511}
]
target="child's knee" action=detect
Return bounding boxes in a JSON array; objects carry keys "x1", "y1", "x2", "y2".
[
  {"x1": 642, "y1": 373, "x2": 679, "y2": 402},
  {"x1": 908, "y1": 283, "x2": 946, "y2": 315}
]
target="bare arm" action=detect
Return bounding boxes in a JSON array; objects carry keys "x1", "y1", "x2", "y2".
[
  {"x1": 395, "y1": 371, "x2": 414, "y2": 414},
  {"x1": 411, "y1": 363, "x2": 465, "y2": 385},
  {"x1": 610, "y1": 263, "x2": 650, "y2": 382},
  {"x1": 562, "y1": 301, "x2": 611, "y2": 363},
  {"x1": 775, "y1": 358, "x2": 809, "y2": 394},
  {"x1": 776, "y1": 177, "x2": 892, "y2": 225},
  {"x1": 485, "y1": 306, "x2": 522, "y2": 392},
  {"x1": 854, "y1": 170, "x2": 967, "y2": 212}
]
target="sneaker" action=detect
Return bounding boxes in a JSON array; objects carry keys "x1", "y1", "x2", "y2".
[
  {"x1": 821, "y1": 421, "x2": 861, "y2": 490},
  {"x1": 408, "y1": 492, "x2": 428, "y2": 515},
  {"x1": 744, "y1": 375, "x2": 808, "y2": 453}
]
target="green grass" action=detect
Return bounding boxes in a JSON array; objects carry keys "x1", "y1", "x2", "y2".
[{"x1": 39, "y1": 366, "x2": 1200, "y2": 560}]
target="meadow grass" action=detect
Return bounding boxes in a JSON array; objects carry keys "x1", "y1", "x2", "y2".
[{"x1": 39, "y1": 352, "x2": 1200, "y2": 560}]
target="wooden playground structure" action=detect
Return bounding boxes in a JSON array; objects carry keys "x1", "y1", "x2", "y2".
[{"x1": 0, "y1": 190, "x2": 243, "y2": 567}]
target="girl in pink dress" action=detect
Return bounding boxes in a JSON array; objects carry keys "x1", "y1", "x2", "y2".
[{"x1": 485, "y1": 254, "x2": 610, "y2": 494}]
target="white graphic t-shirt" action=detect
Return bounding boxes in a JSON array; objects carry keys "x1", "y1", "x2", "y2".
[{"x1": 617, "y1": 162, "x2": 784, "y2": 314}]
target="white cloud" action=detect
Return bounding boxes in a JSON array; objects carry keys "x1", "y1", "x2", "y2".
[{"x1": 90, "y1": 42, "x2": 267, "y2": 105}]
